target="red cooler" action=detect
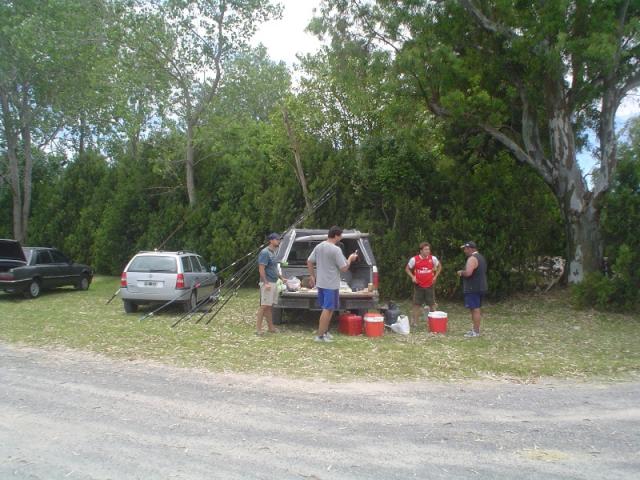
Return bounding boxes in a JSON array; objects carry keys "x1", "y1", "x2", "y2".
[
  {"x1": 427, "y1": 311, "x2": 448, "y2": 333},
  {"x1": 338, "y1": 313, "x2": 363, "y2": 335},
  {"x1": 364, "y1": 312, "x2": 384, "y2": 337}
]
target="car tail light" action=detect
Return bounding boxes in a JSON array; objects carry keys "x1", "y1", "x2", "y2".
[
  {"x1": 0, "y1": 272, "x2": 14, "y2": 280},
  {"x1": 372, "y1": 266, "x2": 379, "y2": 289},
  {"x1": 120, "y1": 272, "x2": 127, "y2": 287},
  {"x1": 175, "y1": 273, "x2": 185, "y2": 289}
]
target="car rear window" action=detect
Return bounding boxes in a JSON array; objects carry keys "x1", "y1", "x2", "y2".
[
  {"x1": 23, "y1": 248, "x2": 34, "y2": 263},
  {"x1": 128, "y1": 255, "x2": 177, "y2": 273},
  {"x1": 287, "y1": 242, "x2": 317, "y2": 265}
]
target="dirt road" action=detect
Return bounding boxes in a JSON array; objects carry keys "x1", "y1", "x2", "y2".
[{"x1": 1, "y1": 342, "x2": 638, "y2": 479}]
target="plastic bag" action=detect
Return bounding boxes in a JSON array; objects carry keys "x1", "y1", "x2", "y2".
[
  {"x1": 286, "y1": 277, "x2": 301, "y2": 291},
  {"x1": 389, "y1": 314, "x2": 410, "y2": 335}
]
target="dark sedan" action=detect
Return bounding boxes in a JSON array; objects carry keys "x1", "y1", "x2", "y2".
[{"x1": 0, "y1": 239, "x2": 93, "y2": 298}]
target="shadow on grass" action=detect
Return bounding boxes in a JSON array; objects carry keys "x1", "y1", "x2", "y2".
[{"x1": 0, "y1": 286, "x2": 88, "y2": 303}]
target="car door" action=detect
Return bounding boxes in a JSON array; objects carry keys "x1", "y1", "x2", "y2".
[
  {"x1": 33, "y1": 250, "x2": 57, "y2": 288},
  {"x1": 193, "y1": 255, "x2": 215, "y2": 298},
  {"x1": 49, "y1": 249, "x2": 75, "y2": 287}
]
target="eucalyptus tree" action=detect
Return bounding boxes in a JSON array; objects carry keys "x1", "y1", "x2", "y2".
[
  {"x1": 314, "y1": 0, "x2": 640, "y2": 281},
  {"x1": 0, "y1": 0, "x2": 128, "y2": 242},
  {"x1": 134, "y1": 0, "x2": 281, "y2": 206}
]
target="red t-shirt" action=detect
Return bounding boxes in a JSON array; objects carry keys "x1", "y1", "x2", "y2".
[{"x1": 413, "y1": 254, "x2": 435, "y2": 288}]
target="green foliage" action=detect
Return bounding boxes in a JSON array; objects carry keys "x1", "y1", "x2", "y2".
[{"x1": 3, "y1": 2, "x2": 593, "y2": 310}]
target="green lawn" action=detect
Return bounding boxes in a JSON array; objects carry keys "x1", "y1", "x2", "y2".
[{"x1": 1, "y1": 275, "x2": 638, "y2": 381}]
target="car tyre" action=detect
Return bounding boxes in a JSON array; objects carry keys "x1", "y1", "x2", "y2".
[
  {"x1": 183, "y1": 292, "x2": 197, "y2": 313},
  {"x1": 75, "y1": 274, "x2": 90, "y2": 291},
  {"x1": 123, "y1": 300, "x2": 138, "y2": 313},
  {"x1": 25, "y1": 279, "x2": 41, "y2": 299}
]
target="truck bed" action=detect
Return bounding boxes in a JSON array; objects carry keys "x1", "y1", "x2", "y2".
[{"x1": 278, "y1": 288, "x2": 378, "y2": 312}]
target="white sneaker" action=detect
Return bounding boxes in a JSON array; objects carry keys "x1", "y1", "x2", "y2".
[
  {"x1": 464, "y1": 330, "x2": 480, "y2": 338},
  {"x1": 324, "y1": 331, "x2": 333, "y2": 340},
  {"x1": 314, "y1": 334, "x2": 333, "y2": 343}
]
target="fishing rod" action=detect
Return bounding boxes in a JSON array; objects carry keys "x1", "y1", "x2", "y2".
[
  {"x1": 105, "y1": 288, "x2": 120, "y2": 305},
  {"x1": 138, "y1": 282, "x2": 201, "y2": 321},
  {"x1": 203, "y1": 262, "x2": 258, "y2": 326},
  {"x1": 196, "y1": 259, "x2": 257, "y2": 325},
  {"x1": 211, "y1": 183, "x2": 336, "y2": 278},
  {"x1": 174, "y1": 182, "x2": 338, "y2": 327},
  {"x1": 198, "y1": 182, "x2": 338, "y2": 326},
  {"x1": 170, "y1": 280, "x2": 224, "y2": 327},
  {"x1": 172, "y1": 256, "x2": 257, "y2": 328},
  {"x1": 172, "y1": 257, "x2": 257, "y2": 327}
]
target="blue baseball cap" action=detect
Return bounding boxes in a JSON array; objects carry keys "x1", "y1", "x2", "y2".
[{"x1": 267, "y1": 233, "x2": 280, "y2": 241}]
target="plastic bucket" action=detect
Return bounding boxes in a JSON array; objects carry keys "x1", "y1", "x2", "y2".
[
  {"x1": 427, "y1": 311, "x2": 448, "y2": 334},
  {"x1": 364, "y1": 312, "x2": 384, "y2": 337}
]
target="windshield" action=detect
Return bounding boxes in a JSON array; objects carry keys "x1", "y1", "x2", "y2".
[{"x1": 128, "y1": 255, "x2": 177, "y2": 273}]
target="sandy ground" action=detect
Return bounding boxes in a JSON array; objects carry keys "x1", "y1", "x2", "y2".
[{"x1": 1, "y1": 342, "x2": 639, "y2": 480}]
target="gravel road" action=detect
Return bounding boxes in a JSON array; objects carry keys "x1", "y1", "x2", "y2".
[{"x1": 1, "y1": 342, "x2": 638, "y2": 480}]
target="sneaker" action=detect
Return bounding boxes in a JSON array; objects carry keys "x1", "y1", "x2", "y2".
[
  {"x1": 314, "y1": 334, "x2": 333, "y2": 343},
  {"x1": 267, "y1": 328, "x2": 279, "y2": 334},
  {"x1": 324, "y1": 331, "x2": 333, "y2": 340},
  {"x1": 464, "y1": 330, "x2": 480, "y2": 338}
]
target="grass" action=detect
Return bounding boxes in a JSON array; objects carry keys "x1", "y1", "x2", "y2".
[{"x1": 1, "y1": 275, "x2": 639, "y2": 382}]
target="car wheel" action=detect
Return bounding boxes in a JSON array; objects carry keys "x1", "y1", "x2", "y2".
[
  {"x1": 123, "y1": 300, "x2": 138, "y2": 313},
  {"x1": 183, "y1": 292, "x2": 197, "y2": 312},
  {"x1": 75, "y1": 274, "x2": 90, "y2": 291},
  {"x1": 25, "y1": 279, "x2": 41, "y2": 299}
]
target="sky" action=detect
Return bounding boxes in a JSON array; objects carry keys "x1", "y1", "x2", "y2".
[{"x1": 252, "y1": 0, "x2": 322, "y2": 67}]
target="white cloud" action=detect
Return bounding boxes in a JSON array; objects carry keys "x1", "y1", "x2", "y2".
[{"x1": 252, "y1": 0, "x2": 322, "y2": 66}]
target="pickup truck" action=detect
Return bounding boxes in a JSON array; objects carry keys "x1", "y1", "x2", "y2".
[
  {"x1": 0, "y1": 239, "x2": 93, "y2": 298},
  {"x1": 272, "y1": 229, "x2": 379, "y2": 323}
]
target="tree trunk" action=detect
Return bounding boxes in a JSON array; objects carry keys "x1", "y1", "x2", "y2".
[
  {"x1": 545, "y1": 78, "x2": 601, "y2": 283},
  {"x1": 79, "y1": 114, "x2": 86, "y2": 157},
  {"x1": 185, "y1": 122, "x2": 197, "y2": 206},
  {"x1": 20, "y1": 113, "x2": 33, "y2": 243},
  {"x1": 1, "y1": 90, "x2": 24, "y2": 241},
  {"x1": 563, "y1": 200, "x2": 602, "y2": 283},
  {"x1": 19, "y1": 86, "x2": 33, "y2": 242},
  {"x1": 282, "y1": 107, "x2": 312, "y2": 213}
]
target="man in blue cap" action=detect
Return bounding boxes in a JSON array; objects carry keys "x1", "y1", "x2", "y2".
[
  {"x1": 457, "y1": 241, "x2": 488, "y2": 337},
  {"x1": 256, "y1": 233, "x2": 287, "y2": 335}
]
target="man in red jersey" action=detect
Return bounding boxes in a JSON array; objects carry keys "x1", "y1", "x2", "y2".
[{"x1": 405, "y1": 242, "x2": 442, "y2": 327}]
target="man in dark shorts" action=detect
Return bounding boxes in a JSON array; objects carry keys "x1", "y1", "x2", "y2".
[
  {"x1": 457, "y1": 241, "x2": 488, "y2": 337},
  {"x1": 405, "y1": 242, "x2": 442, "y2": 327},
  {"x1": 307, "y1": 226, "x2": 358, "y2": 342}
]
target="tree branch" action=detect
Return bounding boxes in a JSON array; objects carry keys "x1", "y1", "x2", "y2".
[
  {"x1": 480, "y1": 122, "x2": 554, "y2": 185},
  {"x1": 458, "y1": 0, "x2": 518, "y2": 38},
  {"x1": 192, "y1": 1, "x2": 226, "y2": 125},
  {"x1": 620, "y1": 70, "x2": 640, "y2": 97}
]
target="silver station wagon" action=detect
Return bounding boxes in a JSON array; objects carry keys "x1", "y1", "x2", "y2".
[{"x1": 119, "y1": 251, "x2": 217, "y2": 313}]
